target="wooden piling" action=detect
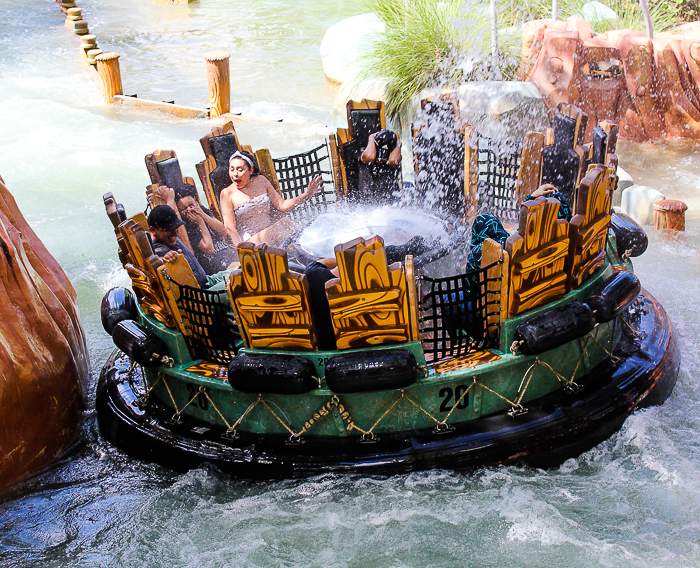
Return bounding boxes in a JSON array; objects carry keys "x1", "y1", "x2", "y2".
[
  {"x1": 204, "y1": 50, "x2": 230, "y2": 118},
  {"x1": 95, "y1": 52, "x2": 123, "y2": 104},
  {"x1": 654, "y1": 199, "x2": 687, "y2": 232}
]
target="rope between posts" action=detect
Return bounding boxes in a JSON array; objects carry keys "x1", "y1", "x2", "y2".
[
  {"x1": 231, "y1": 400, "x2": 261, "y2": 432},
  {"x1": 477, "y1": 380, "x2": 521, "y2": 409},
  {"x1": 172, "y1": 385, "x2": 201, "y2": 421},
  {"x1": 140, "y1": 317, "x2": 621, "y2": 437},
  {"x1": 403, "y1": 392, "x2": 442, "y2": 425},
  {"x1": 259, "y1": 397, "x2": 296, "y2": 437},
  {"x1": 366, "y1": 393, "x2": 405, "y2": 433},
  {"x1": 588, "y1": 326, "x2": 616, "y2": 359},
  {"x1": 159, "y1": 373, "x2": 179, "y2": 415},
  {"x1": 199, "y1": 386, "x2": 233, "y2": 431}
]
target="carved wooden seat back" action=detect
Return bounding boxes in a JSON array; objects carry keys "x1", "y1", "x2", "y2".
[
  {"x1": 145, "y1": 149, "x2": 199, "y2": 198},
  {"x1": 104, "y1": 192, "x2": 130, "y2": 266},
  {"x1": 566, "y1": 164, "x2": 614, "y2": 290},
  {"x1": 227, "y1": 242, "x2": 318, "y2": 351},
  {"x1": 334, "y1": 99, "x2": 386, "y2": 198},
  {"x1": 505, "y1": 196, "x2": 570, "y2": 317},
  {"x1": 148, "y1": 253, "x2": 200, "y2": 339},
  {"x1": 481, "y1": 238, "x2": 510, "y2": 338},
  {"x1": 196, "y1": 122, "x2": 242, "y2": 219},
  {"x1": 325, "y1": 236, "x2": 411, "y2": 350},
  {"x1": 104, "y1": 190, "x2": 207, "y2": 333},
  {"x1": 115, "y1": 218, "x2": 176, "y2": 328},
  {"x1": 149, "y1": 253, "x2": 240, "y2": 364}
]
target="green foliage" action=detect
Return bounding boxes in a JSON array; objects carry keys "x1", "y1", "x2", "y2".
[
  {"x1": 358, "y1": 0, "x2": 683, "y2": 120},
  {"x1": 498, "y1": 0, "x2": 680, "y2": 33},
  {"x1": 677, "y1": 0, "x2": 700, "y2": 22},
  {"x1": 360, "y1": 0, "x2": 519, "y2": 120}
]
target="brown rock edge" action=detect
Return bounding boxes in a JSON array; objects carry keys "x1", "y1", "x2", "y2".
[
  {"x1": 0, "y1": 174, "x2": 89, "y2": 490},
  {"x1": 521, "y1": 19, "x2": 700, "y2": 141}
]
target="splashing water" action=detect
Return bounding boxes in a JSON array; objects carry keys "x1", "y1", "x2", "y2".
[{"x1": 1, "y1": 2, "x2": 700, "y2": 567}]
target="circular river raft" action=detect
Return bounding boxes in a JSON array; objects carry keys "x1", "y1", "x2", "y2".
[{"x1": 96, "y1": 288, "x2": 679, "y2": 480}]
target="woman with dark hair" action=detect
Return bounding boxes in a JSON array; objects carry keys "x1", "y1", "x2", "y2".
[
  {"x1": 175, "y1": 190, "x2": 238, "y2": 274},
  {"x1": 219, "y1": 150, "x2": 323, "y2": 247}
]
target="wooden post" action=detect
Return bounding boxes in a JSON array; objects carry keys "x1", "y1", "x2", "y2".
[
  {"x1": 95, "y1": 52, "x2": 123, "y2": 104},
  {"x1": 204, "y1": 50, "x2": 230, "y2": 118},
  {"x1": 654, "y1": 200, "x2": 687, "y2": 232}
]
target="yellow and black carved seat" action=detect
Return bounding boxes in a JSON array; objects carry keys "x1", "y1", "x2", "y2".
[
  {"x1": 228, "y1": 242, "x2": 318, "y2": 351},
  {"x1": 104, "y1": 198, "x2": 176, "y2": 328},
  {"x1": 505, "y1": 195, "x2": 570, "y2": 316},
  {"x1": 566, "y1": 163, "x2": 614, "y2": 290},
  {"x1": 325, "y1": 235, "x2": 411, "y2": 350},
  {"x1": 149, "y1": 253, "x2": 240, "y2": 364}
]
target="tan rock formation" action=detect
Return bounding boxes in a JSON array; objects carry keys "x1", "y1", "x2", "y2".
[
  {"x1": 0, "y1": 174, "x2": 89, "y2": 490},
  {"x1": 522, "y1": 19, "x2": 700, "y2": 141}
]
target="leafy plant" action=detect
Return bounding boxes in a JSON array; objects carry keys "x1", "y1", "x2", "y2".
[
  {"x1": 358, "y1": 0, "x2": 682, "y2": 120},
  {"x1": 359, "y1": 0, "x2": 520, "y2": 121}
]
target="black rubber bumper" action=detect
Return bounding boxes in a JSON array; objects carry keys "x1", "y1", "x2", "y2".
[{"x1": 96, "y1": 289, "x2": 680, "y2": 479}]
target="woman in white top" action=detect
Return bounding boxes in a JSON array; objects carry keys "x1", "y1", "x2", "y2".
[{"x1": 220, "y1": 150, "x2": 323, "y2": 247}]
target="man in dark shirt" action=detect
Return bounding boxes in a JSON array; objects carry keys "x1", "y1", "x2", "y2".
[
  {"x1": 147, "y1": 205, "x2": 209, "y2": 288},
  {"x1": 304, "y1": 258, "x2": 339, "y2": 351}
]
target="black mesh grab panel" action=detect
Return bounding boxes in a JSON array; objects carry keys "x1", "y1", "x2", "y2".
[
  {"x1": 175, "y1": 285, "x2": 240, "y2": 364},
  {"x1": 272, "y1": 144, "x2": 336, "y2": 221},
  {"x1": 418, "y1": 260, "x2": 502, "y2": 363},
  {"x1": 477, "y1": 138, "x2": 523, "y2": 225}
]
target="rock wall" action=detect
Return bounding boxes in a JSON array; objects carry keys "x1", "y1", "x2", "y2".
[
  {"x1": 0, "y1": 175, "x2": 89, "y2": 490},
  {"x1": 521, "y1": 19, "x2": 700, "y2": 141}
]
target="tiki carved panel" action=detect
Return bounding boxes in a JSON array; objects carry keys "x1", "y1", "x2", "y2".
[
  {"x1": 229, "y1": 242, "x2": 318, "y2": 351},
  {"x1": 326, "y1": 235, "x2": 410, "y2": 350},
  {"x1": 506, "y1": 196, "x2": 570, "y2": 316}
]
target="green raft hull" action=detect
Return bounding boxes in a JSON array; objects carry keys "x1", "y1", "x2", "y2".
[{"x1": 96, "y1": 274, "x2": 679, "y2": 478}]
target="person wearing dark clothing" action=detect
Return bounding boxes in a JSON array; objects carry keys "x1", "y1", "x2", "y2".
[
  {"x1": 466, "y1": 186, "x2": 572, "y2": 272},
  {"x1": 466, "y1": 212, "x2": 510, "y2": 273},
  {"x1": 523, "y1": 184, "x2": 572, "y2": 221},
  {"x1": 303, "y1": 259, "x2": 339, "y2": 351},
  {"x1": 442, "y1": 212, "x2": 509, "y2": 339},
  {"x1": 148, "y1": 205, "x2": 209, "y2": 289},
  {"x1": 355, "y1": 129, "x2": 402, "y2": 203},
  {"x1": 175, "y1": 193, "x2": 237, "y2": 275}
]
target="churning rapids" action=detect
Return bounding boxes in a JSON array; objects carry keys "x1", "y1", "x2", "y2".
[{"x1": 1, "y1": 1, "x2": 700, "y2": 566}]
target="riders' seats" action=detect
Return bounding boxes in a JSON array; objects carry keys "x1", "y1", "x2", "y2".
[
  {"x1": 196, "y1": 121, "x2": 242, "y2": 218},
  {"x1": 325, "y1": 235, "x2": 411, "y2": 350},
  {"x1": 505, "y1": 196, "x2": 570, "y2": 316},
  {"x1": 334, "y1": 99, "x2": 386, "y2": 198},
  {"x1": 228, "y1": 242, "x2": 319, "y2": 351},
  {"x1": 145, "y1": 149, "x2": 198, "y2": 197},
  {"x1": 566, "y1": 163, "x2": 614, "y2": 290}
]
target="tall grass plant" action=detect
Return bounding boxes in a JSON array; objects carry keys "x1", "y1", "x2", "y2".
[{"x1": 359, "y1": 0, "x2": 521, "y2": 121}]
